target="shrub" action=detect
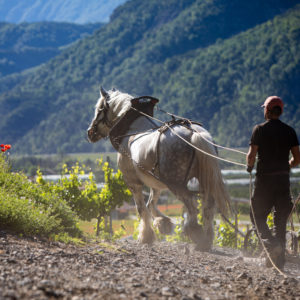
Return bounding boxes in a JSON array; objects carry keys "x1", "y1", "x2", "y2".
[
  {"x1": 0, "y1": 154, "x2": 81, "y2": 237},
  {"x1": 215, "y1": 215, "x2": 244, "y2": 249},
  {"x1": 0, "y1": 192, "x2": 59, "y2": 235},
  {"x1": 165, "y1": 216, "x2": 190, "y2": 243}
]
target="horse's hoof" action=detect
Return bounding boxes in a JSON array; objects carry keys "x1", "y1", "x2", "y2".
[
  {"x1": 194, "y1": 243, "x2": 212, "y2": 252},
  {"x1": 153, "y1": 217, "x2": 174, "y2": 235},
  {"x1": 183, "y1": 221, "x2": 204, "y2": 244},
  {"x1": 138, "y1": 228, "x2": 156, "y2": 244},
  {"x1": 138, "y1": 234, "x2": 156, "y2": 245},
  {"x1": 194, "y1": 234, "x2": 213, "y2": 252}
]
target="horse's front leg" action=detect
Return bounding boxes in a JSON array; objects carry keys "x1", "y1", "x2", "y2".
[
  {"x1": 132, "y1": 186, "x2": 156, "y2": 244},
  {"x1": 146, "y1": 188, "x2": 174, "y2": 235}
]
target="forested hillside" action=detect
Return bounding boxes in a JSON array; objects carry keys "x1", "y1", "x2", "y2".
[
  {"x1": 0, "y1": 0, "x2": 299, "y2": 154},
  {"x1": 0, "y1": 0, "x2": 127, "y2": 24},
  {"x1": 0, "y1": 22, "x2": 101, "y2": 77}
]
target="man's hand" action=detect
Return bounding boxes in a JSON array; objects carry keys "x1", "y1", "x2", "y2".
[
  {"x1": 246, "y1": 165, "x2": 253, "y2": 173},
  {"x1": 290, "y1": 145, "x2": 300, "y2": 168},
  {"x1": 246, "y1": 145, "x2": 258, "y2": 173}
]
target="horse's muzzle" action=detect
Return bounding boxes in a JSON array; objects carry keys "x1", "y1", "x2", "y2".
[
  {"x1": 87, "y1": 127, "x2": 96, "y2": 143},
  {"x1": 87, "y1": 126, "x2": 106, "y2": 143}
]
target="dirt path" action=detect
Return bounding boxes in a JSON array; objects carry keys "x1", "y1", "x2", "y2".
[{"x1": 0, "y1": 231, "x2": 299, "y2": 299}]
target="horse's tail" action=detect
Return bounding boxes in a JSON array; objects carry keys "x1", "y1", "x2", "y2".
[{"x1": 191, "y1": 130, "x2": 231, "y2": 217}]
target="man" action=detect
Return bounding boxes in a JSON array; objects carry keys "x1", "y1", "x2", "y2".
[{"x1": 246, "y1": 96, "x2": 300, "y2": 269}]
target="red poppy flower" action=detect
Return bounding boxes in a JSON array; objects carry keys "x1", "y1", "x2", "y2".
[
  {"x1": 4, "y1": 144, "x2": 11, "y2": 150},
  {"x1": 1, "y1": 149, "x2": 5, "y2": 152},
  {"x1": 0, "y1": 144, "x2": 4, "y2": 148}
]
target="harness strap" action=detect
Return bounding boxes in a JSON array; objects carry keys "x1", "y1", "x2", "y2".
[
  {"x1": 184, "y1": 147, "x2": 196, "y2": 184},
  {"x1": 151, "y1": 131, "x2": 161, "y2": 176}
]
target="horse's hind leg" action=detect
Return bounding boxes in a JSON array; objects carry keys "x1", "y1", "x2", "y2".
[
  {"x1": 146, "y1": 188, "x2": 173, "y2": 235},
  {"x1": 171, "y1": 189, "x2": 205, "y2": 246},
  {"x1": 199, "y1": 196, "x2": 215, "y2": 251},
  {"x1": 182, "y1": 196, "x2": 205, "y2": 245},
  {"x1": 132, "y1": 186, "x2": 156, "y2": 244}
]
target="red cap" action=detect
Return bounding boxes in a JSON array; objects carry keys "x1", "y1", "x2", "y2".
[{"x1": 261, "y1": 96, "x2": 283, "y2": 112}]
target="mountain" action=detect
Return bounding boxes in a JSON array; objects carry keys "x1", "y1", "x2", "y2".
[
  {"x1": 0, "y1": 0, "x2": 127, "y2": 24},
  {"x1": 0, "y1": 22, "x2": 101, "y2": 77},
  {"x1": 0, "y1": 0, "x2": 299, "y2": 155}
]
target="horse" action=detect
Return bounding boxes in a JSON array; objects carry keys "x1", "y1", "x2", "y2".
[{"x1": 87, "y1": 87, "x2": 231, "y2": 251}]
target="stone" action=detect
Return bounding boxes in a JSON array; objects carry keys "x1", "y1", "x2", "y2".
[{"x1": 161, "y1": 286, "x2": 174, "y2": 296}]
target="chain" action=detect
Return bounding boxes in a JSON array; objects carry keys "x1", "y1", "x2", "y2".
[
  {"x1": 131, "y1": 107, "x2": 247, "y2": 167},
  {"x1": 288, "y1": 193, "x2": 300, "y2": 224},
  {"x1": 287, "y1": 193, "x2": 300, "y2": 254},
  {"x1": 155, "y1": 106, "x2": 247, "y2": 156},
  {"x1": 111, "y1": 104, "x2": 296, "y2": 274}
]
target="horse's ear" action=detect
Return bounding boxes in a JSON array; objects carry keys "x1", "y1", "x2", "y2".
[{"x1": 100, "y1": 86, "x2": 109, "y2": 99}]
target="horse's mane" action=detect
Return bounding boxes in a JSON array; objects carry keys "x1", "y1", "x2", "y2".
[{"x1": 95, "y1": 89, "x2": 133, "y2": 118}]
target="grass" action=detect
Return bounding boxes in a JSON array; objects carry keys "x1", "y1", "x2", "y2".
[
  {"x1": 11, "y1": 152, "x2": 118, "y2": 165},
  {"x1": 78, "y1": 204, "x2": 185, "y2": 237},
  {"x1": 68, "y1": 152, "x2": 118, "y2": 164},
  {"x1": 78, "y1": 211, "x2": 300, "y2": 239},
  {"x1": 157, "y1": 203, "x2": 184, "y2": 216},
  {"x1": 79, "y1": 219, "x2": 137, "y2": 237},
  {"x1": 6, "y1": 151, "x2": 300, "y2": 246}
]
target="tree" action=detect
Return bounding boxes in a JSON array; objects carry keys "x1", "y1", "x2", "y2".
[
  {"x1": 37, "y1": 159, "x2": 132, "y2": 237},
  {"x1": 92, "y1": 159, "x2": 132, "y2": 236}
]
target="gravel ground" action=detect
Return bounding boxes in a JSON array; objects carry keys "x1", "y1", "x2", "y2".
[{"x1": 0, "y1": 231, "x2": 300, "y2": 300}]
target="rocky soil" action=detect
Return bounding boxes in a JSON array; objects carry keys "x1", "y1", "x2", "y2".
[{"x1": 0, "y1": 231, "x2": 300, "y2": 300}]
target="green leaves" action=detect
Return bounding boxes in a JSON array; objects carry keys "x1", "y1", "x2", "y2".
[
  {"x1": 0, "y1": 22, "x2": 101, "y2": 78},
  {"x1": 97, "y1": 160, "x2": 132, "y2": 217},
  {"x1": 215, "y1": 215, "x2": 244, "y2": 249},
  {"x1": 0, "y1": 154, "x2": 132, "y2": 239},
  {"x1": 0, "y1": 154, "x2": 80, "y2": 237},
  {"x1": 1, "y1": 1, "x2": 299, "y2": 153}
]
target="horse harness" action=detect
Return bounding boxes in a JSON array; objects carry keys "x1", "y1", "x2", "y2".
[{"x1": 108, "y1": 96, "x2": 203, "y2": 184}]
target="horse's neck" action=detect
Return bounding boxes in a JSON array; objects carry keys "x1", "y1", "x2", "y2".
[{"x1": 129, "y1": 116, "x2": 157, "y2": 131}]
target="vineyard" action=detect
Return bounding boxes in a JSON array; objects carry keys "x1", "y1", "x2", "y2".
[
  {"x1": 1, "y1": 151, "x2": 300, "y2": 250},
  {"x1": 1, "y1": 1, "x2": 300, "y2": 298},
  {"x1": 1, "y1": 150, "x2": 300, "y2": 298}
]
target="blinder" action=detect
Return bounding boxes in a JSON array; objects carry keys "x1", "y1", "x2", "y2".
[
  {"x1": 88, "y1": 101, "x2": 111, "y2": 140},
  {"x1": 97, "y1": 100, "x2": 112, "y2": 124},
  {"x1": 90, "y1": 95, "x2": 160, "y2": 141}
]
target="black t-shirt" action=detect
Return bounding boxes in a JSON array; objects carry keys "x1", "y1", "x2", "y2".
[{"x1": 250, "y1": 119, "x2": 299, "y2": 175}]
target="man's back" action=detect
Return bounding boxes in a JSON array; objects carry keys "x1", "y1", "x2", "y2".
[
  {"x1": 246, "y1": 95, "x2": 300, "y2": 270},
  {"x1": 251, "y1": 119, "x2": 298, "y2": 175}
]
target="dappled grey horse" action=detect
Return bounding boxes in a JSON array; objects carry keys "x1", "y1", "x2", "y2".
[{"x1": 87, "y1": 87, "x2": 230, "y2": 250}]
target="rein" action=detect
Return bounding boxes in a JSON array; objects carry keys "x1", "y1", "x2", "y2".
[
  {"x1": 135, "y1": 106, "x2": 291, "y2": 275},
  {"x1": 103, "y1": 97, "x2": 296, "y2": 276},
  {"x1": 131, "y1": 106, "x2": 248, "y2": 167},
  {"x1": 155, "y1": 107, "x2": 248, "y2": 156}
]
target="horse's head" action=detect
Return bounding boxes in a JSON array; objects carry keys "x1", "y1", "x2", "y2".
[{"x1": 87, "y1": 87, "x2": 132, "y2": 143}]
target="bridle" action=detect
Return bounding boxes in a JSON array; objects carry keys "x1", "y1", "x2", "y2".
[
  {"x1": 90, "y1": 95, "x2": 159, "y2": 140},
  {"x1": 89, "y1": 101, "x2": 113, "y2": 139}
]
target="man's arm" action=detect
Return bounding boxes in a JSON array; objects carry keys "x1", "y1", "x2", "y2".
[
  {"x1": 289, "y1": 145, "x2": 300, "y2": 168},
  {"x1": 246, "y1": 144, "x2": 258, "y2": 172}
]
